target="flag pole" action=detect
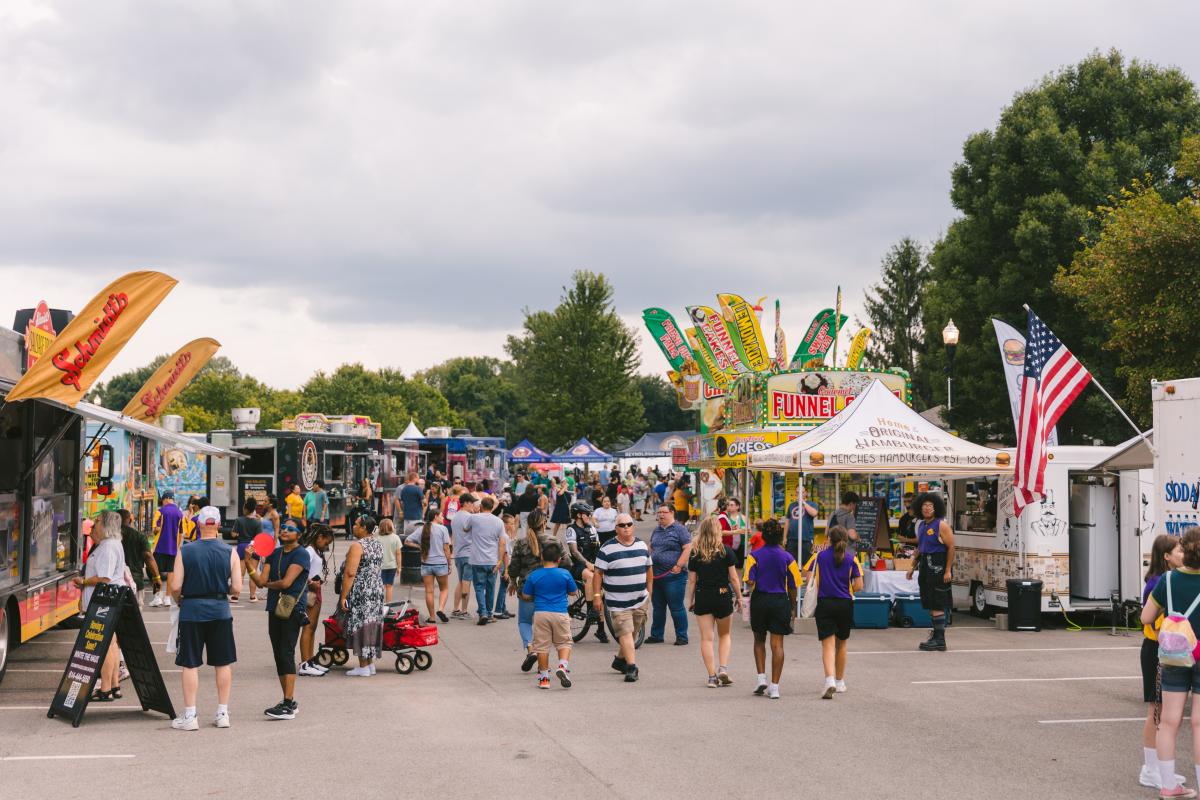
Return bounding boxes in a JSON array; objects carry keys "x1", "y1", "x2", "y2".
[{"x1": 1021, "y1": 304, "x2": 1155, "y2": 454}]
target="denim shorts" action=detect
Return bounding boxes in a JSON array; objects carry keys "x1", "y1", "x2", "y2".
[
  {"x1": 455, "y1": 556, "x2": 472, "y2": 581},
  {"x1": 421, "y1": 563, "x2": 449, "y2": 577},
  {"x1": 1161, "y1": 663, "x2": 1200, "y2": 693},
  {"x1": 380, "y1": 568, "x2": 397, "y2": 586}
]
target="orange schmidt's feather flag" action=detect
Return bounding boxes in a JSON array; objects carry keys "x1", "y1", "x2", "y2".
[
  {"x1": 5, "y1": 271, "x2": 178, "y2": 407},
  {"x1": 121, "y1": 337, "x2": 220, "y2": 422}
]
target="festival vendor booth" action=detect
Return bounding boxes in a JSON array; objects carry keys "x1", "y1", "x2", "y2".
[
  {"x1": 375, "y1": 422, "x2": 428, "y2": 518},
  {"x1": 552, "y1": 437, "x2": 612, "y2": 478},
  {"x1": 749, "y1": 380, "x2": 1013, "y2": 604},
  {"x1": 208, "y1": 411, "x2": 378, "y2": 534},
  {"x1": 507, "y1": 438, "x2": 562, "y2": 479},
  {"x1": 611, "y1": 430, "x2": 691, "y2": 476},
  {"x1": 415, "y1": 428, "x2": 508, "y2": 490}
]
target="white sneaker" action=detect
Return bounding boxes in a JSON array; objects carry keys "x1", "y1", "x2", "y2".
[
  {"x1": 822, "y1": 677, "x2": 836, "y2": 700},
  {"x1": 149, "y1": 594, "x2": 163, "y2": 608},
  {"x1": 119, "y1": 663, "x2": 130, "y2": 682},
  {"x1": 835, "y1": 680, "x2": 847, "y2": 693},
  {"x1": 171, "y1": 715, "x2": 199, "y2": 731},
  {"x1": 1140, "y1": 764, "x2": 1189, "y2": 789},
  {"x1": 767, "y1": 684, "x2": 780, "y2": 700},
  {"x1": 345, "y1": 667, "x2": 371, "y2": 677},
  {"x1": 368, "y1": 663, "x2": 376, "y2": 676},
  {"x1": 298, "y1": 662, "x2": 325, "y2": 677},
  {"x1": 213, "y1": 712, "x2": 230, "y2": 729},
  {"x1": 164, "y1": 595, "x2": 173, "y2": 608}
]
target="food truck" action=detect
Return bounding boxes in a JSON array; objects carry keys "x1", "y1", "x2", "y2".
[
  {"x1": 0, "y1": 326, "x2": 84, "y2": 683},
  {"x1": 418, "y1": 427, "x2": 508, "y2": 491},
  {"x1": 208, "y1": 410, "x2": 376, "y2": 533},
  {"x1": 691, "y1": 367, "x2": 913, "y2": 521},
  {"x1": 375, "y1": 437, "x2": 426, "y2": 518}
]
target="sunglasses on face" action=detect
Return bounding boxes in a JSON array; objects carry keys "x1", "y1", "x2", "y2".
[
  {"x1": 616, "y1": 522, "x2": 634, "y2": 529},
  {"x1": 282, "y1": 526, "x2": 300, "y2": 533}
]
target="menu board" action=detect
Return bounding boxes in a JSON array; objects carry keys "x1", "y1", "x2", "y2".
[
  {"x1": 48, "y1": 584, "x2": 174, "y2": 727},
  {"x1": 854, "y1": 496, "x2": 889, "y2": 553},
  {"x1": 239, "y1": 476, "x2": 274, "y2": 511}
]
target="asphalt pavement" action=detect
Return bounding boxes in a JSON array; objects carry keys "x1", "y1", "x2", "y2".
[{"x1": 0, "y1": 519, "x2": 1167, "y2": 799}]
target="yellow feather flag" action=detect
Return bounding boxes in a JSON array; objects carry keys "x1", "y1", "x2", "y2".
[
  {"x1": 121, "y1": 337, "x2": 221, "y2": 422},
  {"x1": 5, "y1": 271, "x2": 178, "y2": 407},
  {"x1": 845, "y1": 328, "x2": 872, "y2": 369}
]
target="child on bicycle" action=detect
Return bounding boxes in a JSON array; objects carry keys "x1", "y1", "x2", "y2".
[{"x1": 520, "y1": 541, "x2": 577, "y2": 689}]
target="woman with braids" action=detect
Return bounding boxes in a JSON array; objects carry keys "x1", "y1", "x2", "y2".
[
  {"x1": 685, "y1": 516, "x2": 742, "y2": 688},
  {"x1": 298, "y1": 524, "x2": 336, "y2": 677},
  {"x1": 744, "y1": 518, "x2": 802, "y2": 699},
  {"x1": 404, "y1": 506, "x2": 453, "y2": 623},
  {"x1": 905, "y1": 492, "x2": 955, "y2": 652},
  {"x1": 507, "y1": 509, "x2": 557, "y2": 673},
  {"x1": 812, "y1": 525, "x2": 863, "y2": 699}
]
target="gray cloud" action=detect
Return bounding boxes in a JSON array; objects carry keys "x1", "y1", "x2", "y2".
[{"x1": 2, "y1": 0, "x2": 1199, "y2": 356}]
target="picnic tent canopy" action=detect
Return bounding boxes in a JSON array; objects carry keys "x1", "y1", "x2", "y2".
[
  {"x1": 746, "y1": 380, "x2": 1012, "y2": 476},
  {"x1": 612, "y1": 430, "x2": 691, "y2": 458},
  {"x1": 553, "y1": 437, "x2": 611, "y2": 463},
  {"x1": 508, "y1": 438, "x2": 553, "y2": 464}
]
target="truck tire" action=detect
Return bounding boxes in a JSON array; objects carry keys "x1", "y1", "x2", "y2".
[
  {"x1": 970, "y1": 581, "x2": 993, "y2": 618},
  {"x1": 0, "y1": 599, "x2": 12, "y2": 685}
]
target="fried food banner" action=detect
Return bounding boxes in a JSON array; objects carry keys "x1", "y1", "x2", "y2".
[
  {"x1": 716, "y1": 293, "x2": 769, "y2": 372},
  {"x1": 6, "y1": 271, "x2": 178, "y2": 407},
  {"x1": 121, "y1": 338, "x2": 220, "y2": 423}
]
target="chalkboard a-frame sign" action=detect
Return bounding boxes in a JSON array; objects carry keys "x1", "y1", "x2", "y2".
[{"x1": 47, "y1": 584, "x2": 175, "y2": 727}]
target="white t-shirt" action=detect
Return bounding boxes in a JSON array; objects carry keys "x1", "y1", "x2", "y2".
[
  {"x1": 406, "y1": 523, "x2": 451, "y2": 566},
  {"x1": 304, "y1": 545, "x2": 324, "y2": 580},
  {"x1": 593, "y1": 507, "x2": 618, "y2": 533},
  {"x1": 464, "y1": 513, "x2": 505, "y2": 567},
  {"x1": 83, "y1": 538, "x2": 126, "y2": 609}
]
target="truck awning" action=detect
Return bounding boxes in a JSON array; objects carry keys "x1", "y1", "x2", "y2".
[
  {"x1": 1091, "y1": 430, "x2": 1154, "y2": 471},
  {"x1": 56, "y1": 400, "x2": 245, "y2": 459}
]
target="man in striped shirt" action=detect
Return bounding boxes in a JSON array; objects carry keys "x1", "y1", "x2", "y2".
[{"x1": 593, "y1": 513, "x2": 653, "y2": 683}]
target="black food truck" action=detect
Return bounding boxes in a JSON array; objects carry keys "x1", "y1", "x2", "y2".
[{"x1": 209, "y1": 410, "x2": 376, "y2": 534}]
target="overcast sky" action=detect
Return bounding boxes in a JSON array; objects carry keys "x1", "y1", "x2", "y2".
[{"x1": 4, "y1": 1, "x2": 1199, "y2": 389}]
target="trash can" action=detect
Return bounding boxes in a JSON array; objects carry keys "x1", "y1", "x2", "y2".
[
  {"x1": 400, "y1": 545, "x2": 423, "y2": 586},
  {"x1": 1006, "y1": 579, "x2": 1042, "y2": 631}
]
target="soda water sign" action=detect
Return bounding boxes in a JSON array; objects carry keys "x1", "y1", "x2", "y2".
[{"x1": 1163, "y1": 477, "x2": 1200, "y2": 535}]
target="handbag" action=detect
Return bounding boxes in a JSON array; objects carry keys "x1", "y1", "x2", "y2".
[
  {"x1": 273, "y1": 550, "x2": 305, "y2": 623},
  {"x1": 800, "y1": 564, "x2": 819, "y2": 619}
]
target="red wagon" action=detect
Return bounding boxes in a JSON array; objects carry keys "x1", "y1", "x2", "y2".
[{"x1": 316, "y1": 602, "x2": 438, "y2": 674}]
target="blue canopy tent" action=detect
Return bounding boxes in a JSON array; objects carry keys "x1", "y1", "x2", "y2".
[
  {"x1": 507, "y1": 438, "x2": 553, "y2": 464},
  {"x1": 553, "y1": 437, "x2": 611, "y2": 464}
]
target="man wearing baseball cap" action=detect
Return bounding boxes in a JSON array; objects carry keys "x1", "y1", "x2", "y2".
[
  {"x1": 168, "y1": 506, "x2": 241, "y2": 731},
  {"x1": 150, "y1": 490, "x2": 183, "y2": 608}
]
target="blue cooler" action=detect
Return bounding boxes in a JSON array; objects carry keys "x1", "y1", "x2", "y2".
[
  {"x1": 852, "y1": 593, "x2": 891, "y2": 629},
  {"x1": 893, "y1": 594, "x2": 932, "y2": 628}
]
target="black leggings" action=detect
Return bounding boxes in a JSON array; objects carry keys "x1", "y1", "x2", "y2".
[{"x1": 268, "y1": 615, "x2": 302, "y2": 676}]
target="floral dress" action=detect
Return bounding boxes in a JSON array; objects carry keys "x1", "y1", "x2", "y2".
[{"x1": 346, "y1": 536, "x2": 384, "y2": 659}]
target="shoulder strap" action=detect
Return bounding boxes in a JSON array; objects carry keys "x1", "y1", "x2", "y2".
[
  {"x1": 1183, "y1": 573, "x2": 1200, "y2": 619},
  {"x1": 1167, "y1": 571, "x2": 1177, "y2": 616}
]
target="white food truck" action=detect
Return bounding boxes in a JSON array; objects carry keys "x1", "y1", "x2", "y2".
[{"x1": 954, "y1": 376, "x2": 1200, "y2": 616}]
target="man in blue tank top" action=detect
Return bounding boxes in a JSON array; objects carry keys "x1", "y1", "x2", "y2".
[
  {"x1": 904, "y1": 493, "x2": 956, "y2": 652},
  {"x1": 168, "y1": 506, "x2": 242, "y2": 730}
]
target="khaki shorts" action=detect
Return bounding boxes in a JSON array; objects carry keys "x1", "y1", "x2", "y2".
[
  {"x1": 608, "y1": 603, "x2": 647, "y2": 639},
  {"x1": 531, "y1": 612, "x2": 573, "y2": 653}
]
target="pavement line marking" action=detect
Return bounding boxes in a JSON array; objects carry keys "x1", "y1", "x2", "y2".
[
  {"x1": 0, "y1": 754, "x2": 136, "y2": 761},
  {"x1": 913, "y1": 676, "x2": 1139, "y2": 685},
  {"x1": 0, "y1": 705, "x2": 140, "y2": 710},
  {"x1": 7, "y1": 668, "x2": 181, "y2": 673},
  {"x1": 854, "y1": 646, "x2": 1140, "y2": 655},
  {"x1": 1039, "y1": 717, "x2": 1180, "y2": 724}
]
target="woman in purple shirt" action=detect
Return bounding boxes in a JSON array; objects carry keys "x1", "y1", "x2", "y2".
[{"x1": 813, "y1": 525, "x2": 863, "y2": 700}]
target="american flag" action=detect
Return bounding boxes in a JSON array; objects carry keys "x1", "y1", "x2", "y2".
[{"x1": 1014, "y1": 309, "x2": 1091, "y2": 515}]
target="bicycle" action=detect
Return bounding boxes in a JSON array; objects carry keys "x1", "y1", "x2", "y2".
[{"x1": 568, "y1": 580, "x2": 645, "y2": 649}]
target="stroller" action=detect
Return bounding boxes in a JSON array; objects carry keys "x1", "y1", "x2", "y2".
[{"x1": 316, "y1": 601, "x2": 438, "y2": 674}]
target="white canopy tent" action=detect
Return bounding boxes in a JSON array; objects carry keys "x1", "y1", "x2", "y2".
[
  {"x1": 747, "y1": 380, "x2": 1011, "y2": 476},
  {"x1": 399, "y1": 419, "x2": 424, "y2": 440}
]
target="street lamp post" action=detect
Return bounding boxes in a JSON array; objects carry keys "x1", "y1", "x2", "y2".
[{"x1": 942, "y1": 319, "x2": 959, "y2": 411}]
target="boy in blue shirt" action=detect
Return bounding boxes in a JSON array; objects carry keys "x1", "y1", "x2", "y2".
[{"x1": 520, "y1": 542, "x2": 577, "y2": 689}]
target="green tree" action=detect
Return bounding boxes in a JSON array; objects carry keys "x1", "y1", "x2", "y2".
[
  {"x1": 635, "y1": 374, "x2": 694, "y2": 433},
  {"x1": 300, "y1": 364, "x2": 460, "y2": 438},
  {"x1": 859, "y1": 237, "x2": 931, "y2": 406},
  {"x1": 1056, "y1": 171, "x2": 1200, "y2": 423},
  {"x1": 416, "y1": 357, "x2": 527, "y2": 443},
  {"x1": 920, "y1": 50, "x2": 1200, "y2": 443},
  {"x1": 506, "y1": 271, "x2": 644, "y2": 449},
  {"x1": 93, "y1": 356, "x2": 167, "y2": 409}
]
